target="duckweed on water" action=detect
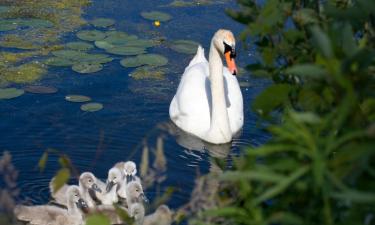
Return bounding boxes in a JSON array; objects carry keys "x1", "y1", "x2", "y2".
[
  {"x1": 65, "y1": 95, "x2": 91, "y2": 103},
  {"x1": 24, "y1": 85, "x2": 58, "y2": 94},
  {"x1": 130, "y1": 66, "x2": 166, "y2": 80},
  {"x1": 2, "y1": 62, "x2": 46, "y2": 83},
  {"x1": 0, "y1": 88, "x2": 24, "y2": 100},
  {"x1": 0, "y1": 34, "x2": 39, "y2": 49},
  {"x1": 141, "y1": 11, "x2": 172, "y2": 22},
  {"x1": 90, "y1": 18, "x2": 115, "y2": 28},
  {"x1": 80, "y1": 102, "x2": 103, "y2": 112},
  {"x1": 72, "y1": 63, "x2": 103, "y2": 74},
  {"x1": 76, "y1": 30, "x2": 106, "y2": 42},
  {"x1": 120, "y1": 54, "x2": 168, "y2": 68},
  {"x1": 66, "y1": 42, "x2": 94, "y2": 51}
]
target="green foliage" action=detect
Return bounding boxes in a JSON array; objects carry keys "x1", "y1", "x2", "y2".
[
  {"x1": 193, "y1": 0, "x2": 375, "y2": 224},
  {"x1": 85, "y1": 214, "x2": 111, "y2": 225}
]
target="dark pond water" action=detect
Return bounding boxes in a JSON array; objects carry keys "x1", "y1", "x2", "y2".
[{"x1": 0, "y1": 0, "x2": 269, "y2": 212}]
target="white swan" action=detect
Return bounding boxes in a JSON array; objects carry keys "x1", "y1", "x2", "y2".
[
  {"x1": 14, "y1": 185, "x2": 88, "y2": 225},
  {"x1": 169, "y1": 29, "x2": 243, "y2": 144}
]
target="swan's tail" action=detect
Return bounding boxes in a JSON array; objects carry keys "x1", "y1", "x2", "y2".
[{"x1": 188, "y1": 45, "x2": 207, "y2": 67}]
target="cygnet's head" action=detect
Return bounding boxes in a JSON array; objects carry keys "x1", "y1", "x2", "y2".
[
  {"x1": 212, "y1": 29, "x2": 237, "y2": 75},
  {"x1": 155, "y1": 204, "x2": 173, "y2": 222},
  {"x1": 66, "y1": 185, "x2": 88, "y2": 212},
  {"x1": 126, "y1": 181, "x2": 148, "y2": 203},
  {"x1": 79, "y1": 172, "x2": 102, "y2": 193},
  {"x1": 129, "y1": 202, "x2": 145, "y2": 224},
  {"x1": 124, "y1": 161, "x2": 137, "y2": 183},
  {"x1": 106, "y1": 167, "x2": 122, "y2": 192}
]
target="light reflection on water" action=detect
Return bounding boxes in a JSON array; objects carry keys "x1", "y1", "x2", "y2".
[{"x1": 0, "y1": 0, "x2": 269, "y2": 211}]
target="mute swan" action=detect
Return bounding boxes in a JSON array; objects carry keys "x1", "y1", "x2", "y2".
[
  {"x1": 96, "y1": 167, "x2": 121, "y2": 205},
  {"x1": 14, "y1": 185, "x2": 88, "y2": 225},
  {"x1": 169, "y1": 29, "x2": 243, "y2": 144},
  {"x1": 50, "y1": 172, "x2": 102, "y2": 209}
]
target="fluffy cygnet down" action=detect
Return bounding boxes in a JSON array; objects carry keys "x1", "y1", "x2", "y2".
[{"x1": 14, "y1": 185, "x2": 88, "y2": 225}]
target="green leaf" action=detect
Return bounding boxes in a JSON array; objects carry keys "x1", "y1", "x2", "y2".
[
  {"x1": 294, "y1": 8, "x2": 318, "y2": 25},
  {"x1": 341, "y1": 23, "x2": 357, "y2": 57},
  {"x1": 252, "y1": 84, "x2": 293, "y2": 115},
  {"x1": 286, "y1": 64, "x2": 327, "y2": 77},
  {"x1": 331, "y1": 190, "x2": 375, "y2": 203},
  {"x1": 310, "y1": 26, "x2": 333, "y2": 58},
  {"x1": 113, "y1": 205, "x2": 134, "y2": 224},
  {"x1": 220, "y1": 170, "x2": 285, "y2": 183},
  {"x1": 85, "y1": 214, "x2": 111, "y2": 225},
  {"x1": 253, "y1": 166, "x2": 310, "y2": 205},
  {"x1": 37, "y1": 152, "x2": 48, "y2": 172},
  {"x1": 52, "y1": 168, "x2": 70, "y2": 194},
  {"x1": 203, "y1": 207, "x2": 248, "y2": 218}
]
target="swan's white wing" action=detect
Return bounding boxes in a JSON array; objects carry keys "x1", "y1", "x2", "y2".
[{"x1": 223, "y1": 68, "x2": 244, "y2": 134}]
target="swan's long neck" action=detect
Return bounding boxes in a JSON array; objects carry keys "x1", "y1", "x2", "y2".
[{"x1": 207, "y1": 41, "x2": 231, "y2": 143}]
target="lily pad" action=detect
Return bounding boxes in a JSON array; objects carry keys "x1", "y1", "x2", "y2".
[
  {"x1": 141, "y1": 11, "x2": 172, "y2": 22},
  {"x1": 3, "y1": 62, "x2": 46, "y2": 83},
  {"x1": 44, "y1": 57, "x2": 75, "y2": 67},
  {"x1": 65, "y1": 95, "x2": 91, "y2": 103},
  {"x1": 66, "y1": 42, "x2": 94, "y2": 51},
  {"x1": 72, "y1": 63, "x2": 103, "y2": 74},
  {"x1": 125, "y1": 39, "x2": 157, "y2": 48},
  {"x1": 51, "y1": 50, "x2": 88, "y2": 60},
  {"x1": 120, "y1": 54, "x2": 168, "y2": 68},
  {"x1": 20, "y1": 18, "x2": 54, "y2": 28},
  {"x1": 81, "y1": 102, "x2": 103, "y2": 112},
  {"x1": 91, "y1": 18, "x2": 115, "y2": 28},
  {"x1": 80, "y1": 54, "x2": 114, "y2": 64},
  {"x1": 76, "y1": 30, "x2": 106, "y2": 42},
  {"x1": 24, "y1": 85, "x2": 58, "y2": 94},
  {"x1": 170, "y1": 40, "x2": 200, "y2": 54},
  {"x1": 0, "y1": 88, "x2": 24, "y2": 100},
  {"x1": 104, "y1": 31, "x2": 138, "y2": 45},
  {"x1": 94, "y1": 40, "x2": 115, "y2": 49},
  {"x1": 106, "y1": 46, "x2": 146, "y2": 56},
  {"x1": 0, "y1": 20, "x2": 18, "y2": 31}
]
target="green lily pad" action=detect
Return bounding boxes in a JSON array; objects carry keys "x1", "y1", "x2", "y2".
[
  {"x1": 104, "y1": 31, "x2": 138, "y2": 45},
  {"x1": 0, "y1": 88, "x2": 24, "y2": 100},
  {"x1": 125, "y1": 39, "x2": 157, "y2": 48},
  {"x1": 66, "y1": 42, "x2": 94, "y2": 51},
  {"x1": 121, "y1": 54, "x2": 168, "y2": 68},
  {"x1": 141, "y1": 11, "x2": 172, "y2": 22},
  {"x1": 76, "y1": 30, "x2": 106, "y2": 42},
  {"x1": 65, "y1": 95, "x2": 91, "y2": 103},
  {"x1": 0, "y1": 20, "x2": 18, "y2": 31},
  {"x1": 24, "y1": 85, "x2": 58, "y2": 94},
  {"x1": 91, "y1": 18, "x2": 115, "y2": 28},
  {"x1": 81, "y1": 102, "x2": 103, "y2": 112},
  {"x1": 0, "y1": 6, "x2": 11, "y2": 14},
  {"x1": 106, "y1": 46, "x2": 146, "y2": 56},
  {"x1": 44, "y1": 57, "x2": 75, "y2": 67},
  {"x1": 51, "y1": 50, "x2": 88, "y2": 60},
  {"x1": 170, "y1": 40, "x2": 200, "y2": 54},
  {"x1": 3, "y1": 62, "x2": 46, "y2": 83},
  {"x1": 72, "y1": 63, "x2": 103, "y2": 74},
  {"x1": 80, "y1": 54, "x2": 114, "y2": 64},
  {"x1": 20, "y1": 18, "x2": 54, "y2": 28},
  {"x1": 94, "y1": 40, "x2": 115, "y2": 49}
]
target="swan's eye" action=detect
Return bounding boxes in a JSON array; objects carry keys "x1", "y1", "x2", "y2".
[{"x1": 223, "y1": 42, "x2": 236, "y2": 59}]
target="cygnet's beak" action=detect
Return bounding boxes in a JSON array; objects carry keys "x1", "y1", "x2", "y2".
[
  {"x1": 126, "y1": 174, "x2": 135, "y2": 183},
  {"x1": 140, "y1": 193, "x2": 149, "y2": 203},
  {"x1": 76, "y1": 198, "x2": 89, "y2": 213},
  {"x1": 106, "y1": 181, "x2": 115, "y2": 193},
  {"x1": 91, "y1": 183, "x2": 102, "y2": 193}
]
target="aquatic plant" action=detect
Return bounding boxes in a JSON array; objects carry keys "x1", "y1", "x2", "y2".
[
  {"x1": 141, "y1": 11, "x2": 172, "y2": 22},
  {"x1": 0, "y1": 88, "x2": 24, "y2": 100},
  {"x1": 2, "y1": 62, "x2": 47, "y2": 84},
  {"x1": 189, "y1": 0, "x2": 375, "y2": 224},
  {"x1": 80, "y1": 102, "x2": 103, "y2": 112}
]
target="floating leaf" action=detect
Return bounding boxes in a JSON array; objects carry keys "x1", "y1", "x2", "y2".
[
  {"x1": 51, "y1": 50, "x2": 88, "y2": 60},
  {"x1": 125, "y1": 39, "x2": 157, "y2": 48},
  {"x1": 141, "y1": 11, "x2": 172, "y2": 22},
  {"x1": 90, "y1": 18, "x2": 115, "y2": 28},
  {"x1": 81, "y1": 102, "x2": 103, "y2": 112},
  {"x1": 76, "y1": 30, "x2": 106, "y2": 42},
  {"x1": 72, "y1": 63, "x2": 103, "y2": 74},
  {"x1": 106, "y1": 46, "x2": 146, "y2": 56},
  {"x1": 94, "y1": 40, "x2": 115, "y2": 49},
  {"x1": 20, "y1": 18, "x2": 54, "y2": 28},
  {"x1": 286, "y1": 64, "x2": 327, "y2": 77},
  {"x1": 52, "y1": 168, "x2": 70, "y2": 194},
  {"x1": 170, "y1": 40, "x2": 199, "y2": 54},
  {"x1": 120, "y1": 54, "x2": 168, "y2": 68},
  {"x1": 44, "y1": 57, "x2": 75, "y2": 67},
  {"x1": 24, "y1": 85, "x2": 58, "y2": 94},
  {"x1": 65, "y1": 95, "x2": 91, "y2": 103},
  {"x1": 79, "y1": 54, "x2": 114, "y2": 64},
  {"x1": 3, "y1": 62, "x2": 46, "y2": 83},
  {"x1": 0, "y1": 20, "x2": 18, "y2": 31},
  {"x1": 0, "y1": 88, "x2": 24, "y2": 100},
  {"x1": 104, "y1": 31, "x2": 138, "y2": 45},
  {"x1": 66, "y1": 42, "x2": 94, "y2": 51}
]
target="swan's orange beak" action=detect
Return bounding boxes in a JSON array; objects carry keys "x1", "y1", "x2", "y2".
[{"x1": 225, "y1": 51, "x2": 237, "y2": 75}]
